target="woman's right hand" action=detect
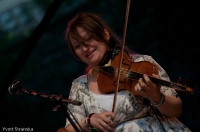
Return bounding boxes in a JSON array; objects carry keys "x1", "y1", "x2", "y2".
[{"x1": 90, "y1": 111, "x2": 115, "y2": 132}]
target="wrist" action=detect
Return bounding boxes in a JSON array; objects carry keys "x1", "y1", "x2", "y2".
[
  {"x1": 150, "y1": 93, "x2": 165, "y2": 107},
  {"x1": 84, "y1": 113, "x2": 95, "y2": 129}
]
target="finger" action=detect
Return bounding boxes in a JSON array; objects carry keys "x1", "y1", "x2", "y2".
[
  {"x1": 152, "y1": 73, "x2": 160, "y2": 78},
  {"x1": 135, "y1": 83, "x2": 146, "y2": 94},
  {"x1": 103, "y1": 117, "x2": 115, "y2": 127},
  {"x1": 99, "y1": 120, "x2": 114, "y2": 132},
  {"x1": 95, "y1": 121, "x2": 113, "y2": 132},
  {"x1": 143, "y1": 74, "x2": 154, "y2": 86},
  {"x1": 143, "y1": 74, "x2": 150, "y2": 82},
  {"x1": 104, "y1": 112, "x2": 115, "y2": 120},
  {"x1": 139, "y1": 78, "x2": 145, "y2": 86},
  {"x1": 144, "y1": 74, "x2": 160, "y2": 89},
  {"x1": 134, "y1": 83, "x2": 140, "y2": 91}
]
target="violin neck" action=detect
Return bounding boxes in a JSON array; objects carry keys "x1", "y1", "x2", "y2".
[
  {"x1": 99, "y1": 66, "x2": 191, "y2": 93},
  {"x1": 127, "y1": 71, "x2": 184, "y2": 91},
  {"x1": 148, "y1": 76, "x2": 174, "y2": 88}
]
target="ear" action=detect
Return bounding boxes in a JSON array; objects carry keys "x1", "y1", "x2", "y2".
[{"x1": 104, "y1": 29, "x2": 110, "y2": 41}]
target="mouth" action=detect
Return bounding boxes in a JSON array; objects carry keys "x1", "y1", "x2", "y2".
[{"x1": 86, "y1": 49, "x2": 96, "y2": 57}]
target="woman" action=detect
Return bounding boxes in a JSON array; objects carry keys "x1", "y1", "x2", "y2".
[{"x1": 62, "y1": 12, "x2": 191, "y2": 132}]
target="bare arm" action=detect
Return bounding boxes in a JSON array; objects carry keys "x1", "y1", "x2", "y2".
[
  {"x1": 135, "y1": 74, "x2": 182, "y2": 117},
  {"x1": 156, "y1": 94, "x2": 182, "y2": 117}
]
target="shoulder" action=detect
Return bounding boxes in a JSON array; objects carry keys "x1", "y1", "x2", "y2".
[
  {"x1": 131, "y1": 54, "x2": 155, "y2": 63},
  {"x1": 71, "y1": 75, "x2": 88, "y2": 90},
  {"x1": 73, "y1": 75, "x2": 87, "y2": 84},
  {"x1": 69, "y1": 75, "x2": 88, "y2": 96}
]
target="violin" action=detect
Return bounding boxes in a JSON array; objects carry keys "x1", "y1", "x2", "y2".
[
  {"x1": 97, "y1": 46, "x2": 195, "y2": 95},
  {"x1": 97, "y1": 0, "x2": 194, "y2": 114}
]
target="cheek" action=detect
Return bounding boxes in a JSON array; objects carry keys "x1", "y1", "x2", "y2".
[
  {"x1": 74, "y1": 50, "x2": 82, "y2": 58},
  {"x1": 74, "y1": 50, "x2": 87, "y2": 62},
  {"x1": 100, "y1": 44, "x2": 109, "y2": 54}
]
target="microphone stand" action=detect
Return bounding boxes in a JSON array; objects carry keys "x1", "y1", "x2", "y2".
[
  {"x1": 57, "y1": 101, "x2": 86, "y2": 132},
  {"x1": 8, "y1": 79, "x2": 86, "y2": 132}
]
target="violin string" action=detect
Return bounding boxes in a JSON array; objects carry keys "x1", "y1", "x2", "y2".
[
  {"x1": 101, "y1": 68, "x2": 192, "y2": 93},
  {"x1": 116, "y1": 68, "x2": 185, "y2": 90},
  {"x1": 126, "y1": 70, "x2": 185, "y2": 90},
  {"x1": 103, "y1": 67, "x2": 187, "y2": 91},
  {"x1": 122, "y1": 71, "x2": 171, "y2": 87}
]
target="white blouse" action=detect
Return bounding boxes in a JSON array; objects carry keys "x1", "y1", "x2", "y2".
[{"x1": 92, "y1": 91, "x2": 124, "y2": 112}]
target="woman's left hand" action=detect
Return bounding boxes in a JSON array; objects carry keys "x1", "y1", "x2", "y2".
[
  {"x1": 135, "y1": 74, "x2": 182, "y2": 117},
  {"x1": 135, "y1": 74, "x2": 162, "y2": 103}
]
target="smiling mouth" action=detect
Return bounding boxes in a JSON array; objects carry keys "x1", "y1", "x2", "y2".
[{"x1": 86, "y1": 49, "x2": 96, "y2": 57}]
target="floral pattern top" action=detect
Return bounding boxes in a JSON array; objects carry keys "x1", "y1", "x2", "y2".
[{"x1": 65, "y1": 54, "x2": 191, "y2": 132}]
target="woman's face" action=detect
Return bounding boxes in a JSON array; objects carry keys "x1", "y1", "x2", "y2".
[{"x1": 70, "y1": 27, "x2": 109, "y2": 66}]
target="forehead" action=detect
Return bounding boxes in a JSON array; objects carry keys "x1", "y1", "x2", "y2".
[
  {"x1": 76, "y1": 27, "x2": 85, "y2": 34},
  {"x1": 76, "y1": 27, "x2": 86, "y2": 35},
  {"x1": 72, "y1": 26, "x2": 89, "y2": 39},
  {"x1": 69, "y1": 27, "x2": 88, "y2": 43}
]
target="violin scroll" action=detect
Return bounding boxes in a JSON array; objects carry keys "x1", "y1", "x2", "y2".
[{"x1": 172, "y1": 81, "x2": 195, "y2": 94}]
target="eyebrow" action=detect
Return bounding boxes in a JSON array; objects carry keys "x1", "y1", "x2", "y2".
[{"x1": 71, "y1": 40, "x2": 80, "y2": 46}]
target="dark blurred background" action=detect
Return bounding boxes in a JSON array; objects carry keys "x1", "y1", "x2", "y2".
[{"x1": 0, "y1": 0, "x2": 199, "y2": 132}]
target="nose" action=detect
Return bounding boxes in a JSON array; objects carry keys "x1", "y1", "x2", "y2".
[{"x1": 82, "y1": 43, "x2": 89, "y2": 51}]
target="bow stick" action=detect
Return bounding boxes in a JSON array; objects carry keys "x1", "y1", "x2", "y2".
[{"x1": 112, "y1": 0, "x2": 131, "y2": 113}]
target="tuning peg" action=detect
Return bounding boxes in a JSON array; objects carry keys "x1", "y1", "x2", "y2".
[
  {"x1": 185, "y1": 78, "x2": 189, "y2": 86},
  {"x1": 185, "y1": 78, "x2": 189, "y2": 97},
  {"x1": 177, "y1": 77, "x2": 181, "y2": 84}
]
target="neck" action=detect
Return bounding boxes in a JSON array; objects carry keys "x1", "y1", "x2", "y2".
[{"x1": 89, "y1": 66, "x2": 99, "y2": 77}]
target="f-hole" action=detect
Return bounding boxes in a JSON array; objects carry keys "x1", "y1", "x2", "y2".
[{"x1": 122, "y1": 59, "x2": 130, "y2": 67}]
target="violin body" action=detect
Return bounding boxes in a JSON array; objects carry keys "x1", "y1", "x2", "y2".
[
  {"x1": 97, "y1": 49, "x2": 194, "y2": 94},
  {"x1": 98, "y1": 50, "x2": 158, "y2": 95}
]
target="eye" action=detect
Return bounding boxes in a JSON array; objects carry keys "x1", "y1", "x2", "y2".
[
  {"x1": 87, "y1": 37, "x2": 92, "y2": 40},
  {"x1": 86, "y1": 35, "x2": 92, "y2": 41},
  {"x1": 74, "y1": 44, "x2": 81, "y2": 49}
]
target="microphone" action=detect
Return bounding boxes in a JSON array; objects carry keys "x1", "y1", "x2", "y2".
[
  {"x1": 62, "y1": 98, "x2": 82, "y2": 106},
  {"x1": 8, "y1": 79, "x2": 82, "y2": 106},
  {"x1": 8, "y1": 79, "x2": 24, "y2": 95}
]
